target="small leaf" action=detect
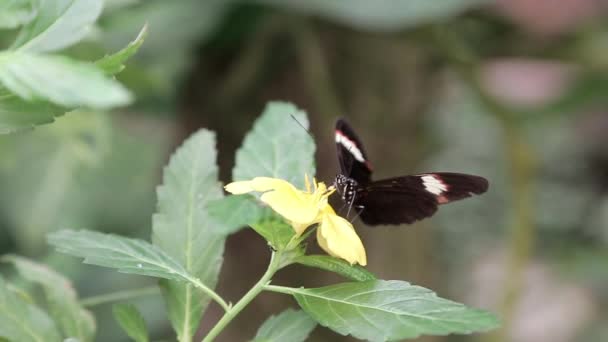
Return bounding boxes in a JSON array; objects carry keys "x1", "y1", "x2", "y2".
[
  {"x1": 96, "y1": 24, "x2": 148, "y2": 75},
  {"x1": 3, "y1": 255, "x2": 95, "y2": 341},
  {"x1": 253, "y1": 309, "x2": 316, "y2": 342},
  {"x1": 0, "y1": 88, "x2": 65, "y2": 134},
  {"x1": 152, "y1": 129, "x2": 227, "y2": 342},
  {"x1": 294, "y1": 255, "x2": 376, "y2": 282},
  {"x1": 251, "y1": 218, "x2": 295, "y2": 251},
  {"x1": 11, "y1": 0, "x2": 104, "y2": 52},
  {"x1": 233, "y1": 101, "x2": 315, "y2": 189},
  {"x1": 0, "y1": 0, "x2": 36, "y2": 29},
  {"x1": 0, "y1": 52, "x2": 132, "y2": 109},
  {"x1": 113, "y1": 304, "x2": 149, "y2": 342},
  {"x1": 207, "y1": 195, "x2": 269, "y2": 235},
  {"x1": 290, "y1": 280, "x2": 499, "y2": 341},
  {"x1": 0, "y1": 275, "x2": 62, "y2": 342},
  {"x1": 48, "y1": 230, "x2": 193, "y2": 282}
]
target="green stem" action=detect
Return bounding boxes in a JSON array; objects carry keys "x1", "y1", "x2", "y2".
[
  {"x1": 263, "y1": 284, "x2": 296, "y2": 295},
  {"x1": 201, "y1": 251, "x2": 283, "y2": 342},
  {"x1": 80, "y1": 286, "x2": 159, "y2": 307}
]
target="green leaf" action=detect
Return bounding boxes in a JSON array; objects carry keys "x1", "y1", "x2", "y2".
[
  {"x1": 11, "y1": 0, "x2": 103, "y2": 52},
  {"x1": 0, "y1": 52, "x2": 132, "y2": 109},
  {"x1": 0, "y1": 88, "x2": 65, "y2": 134},
  {"x1": 207, "y1": 195, "x2": 268, "y2": 235},
  {"x1": 255, "y1": 0, "x2": 488, "y2": 32},
  {"x1": 3, "y1": 255, "x2": 95, "y2": 341},
  {"x1": 151, "y1": 129, "x2": 227, "y2": 342},
  {"x1": 0, "y1": 0, "x2": 36, "y2": 29},
  {"x1": 0, "y1": 275, "x2": 62, "y2": 342},
  {"x1": 233, "y1": 101, "x2": 315, "y2": 189},
  {"x1": 251, "y1": 218, "x2": 295, "y2": 251},
  {"x1": 289, "y1": 280, "x2": 499, "y2": 341},
  {"x1": 48, "y1": 230, "x2": 193, "y2": 282},
  {"x1": 96, "y1": 24, "x2": 148, "y2": 75},
  {"x1": 253, "y1": 309, "x2": 316, "y2": 342},
  {"x1": 113, "y1": 304, "x2": 149, "y2": 342},
  {"x1": 294, "y1": 255, "x2": 376, "y2": 282}
]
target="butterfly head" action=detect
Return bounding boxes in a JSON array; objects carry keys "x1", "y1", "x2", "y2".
[{"x1": 334, "y1": 174, "x2": 358, "y2": 204}]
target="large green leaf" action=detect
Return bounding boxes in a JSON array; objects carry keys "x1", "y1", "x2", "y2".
[
  {"x1": 96, "y1": 24, "x2": 148, "y2": 76},
  {"x1": 0, "y1": 0, "x2": 36, "y2": 29},
  {"x1": 287, "y1": 280, "x2": 499, "y2": 341},
  {"x1": 152, "y1": 129, "x2": 226, "y2": 342},
  {"x1": 233, "y1": 102, "x2": 315, "y2": 189},
  {"x1": 254, "y1": 0, "x2": 488, "y2": 32},
  {"x1": 0, "y1": 52, "x2": 132, "y2": 109},
  {"x1": 293, "y1": 255, "x2": 376, "y2": 282},
  {"x1": 253, "y1": 309, "x2": 316, "y2": 342},
  {"x1": 207, "y1": 195, "x2": 268, "y2": 235},
  {"x1": 113, "y1": 304, "x2": 149, "y2": 342},
  {"x1": 3, "y1": 255, "x2": 95, "y2": 341},
  {"x1": 0, "y1": 275, "x2": 62, "y2": 342},
  {"x1": 48, "y1": 230, "x2": 192, "y2": 282},
  {"x1": 11, "y1": 0, "x2": 103, "y2": 52}
]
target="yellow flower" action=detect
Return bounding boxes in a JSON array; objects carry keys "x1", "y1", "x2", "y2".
[{"x1": 225, "y1": 176, "x2": 367, "y2": 266}]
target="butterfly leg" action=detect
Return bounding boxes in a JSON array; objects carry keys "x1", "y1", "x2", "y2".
[
  {"x1": 345, "y1": 195, "x2": 357, "y2": 218},
  {"x1": 349, "y1": 205, "x2": 365, "y2": 224}
]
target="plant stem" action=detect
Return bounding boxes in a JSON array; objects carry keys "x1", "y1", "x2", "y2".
[
  {"x1": 201, "y1": 251, "x2": 283, "y2": 342},
  {"x1": 80, "y1": 286, "x2": 160, "y2": 307},
  {"x1": 263, "y1": 284, "x2": 296, "y2": 295}
]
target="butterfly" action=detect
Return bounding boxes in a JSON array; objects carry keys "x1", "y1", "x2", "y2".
[{"x1": 334, "y1": 118, "x2": 489, "y2": 225}]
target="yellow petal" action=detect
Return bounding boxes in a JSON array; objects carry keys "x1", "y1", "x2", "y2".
[
  {"x1": 224, "y1": 180, "x2": 255, "y2": 194},
  {"x1": 317, "y1": 214, "x2": 367, "y2": 266},
  {"x1": 289, "y1": 221, "x2": 309, "y2": 236},
  {"x1": 304, "y1": 174, "x2": 311, "y2": 193},
  {"x1": 250, "y1": 177, "x2": 319, "y2": 224}
]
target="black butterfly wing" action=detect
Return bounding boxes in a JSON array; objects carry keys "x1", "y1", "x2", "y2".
[
  {"x1": 355, "y1": 173, "x2": 489, "y2": 225},
  {"x1": 335, "y1": 118, "x2": 372, "y2": 184},
  {"x1": 356, "y1": 182, "x2": 438, "y2": 225}
]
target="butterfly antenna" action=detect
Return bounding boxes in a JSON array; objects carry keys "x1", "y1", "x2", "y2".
[{"x1": 290, "y1": 114, "x2": 315, "y2": 139}]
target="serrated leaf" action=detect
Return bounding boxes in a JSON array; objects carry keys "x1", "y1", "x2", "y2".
[
  {"x1": 251, "y1": 218, "x2": 295, "y2": 251},
  {"x1": 48, "y1": 230, "x2": 193, "y2": 282},
  {"x1": 0, "y1": 88, "x2": 65, "y2": 134},
  {"x1": 152, "y1": 129, "x2": 226, "y2": 342},
  {"x1": 253, "y1": 309, "x2": 316, "y2": 342},
  {"x1": 254, "y1": 0, "x2": 488, "y2": 32},
  {"x1": 294, "y1": 255, "x2": 376, "y2": 282},
  {"x1": 11, "y1": 0, "x2": 103, "y2": 52},
  {"x1": 96, "y1": 24, "x2": 148, "y2": 75},
  {"x1": 207, "y1": 195, "x2": 268, "y2": 235},
  {"x1": 113, "y1": 304, "x2": 149, "y2": 342},
  {"x1": 289, "y1": 280, "x2": 499, "y2": 341},
  {"x1": 233, "y1": 101, "x2": 315, "y2": 189},
  {"x1": 0, "y1": 275, "x2": 62, "y2": 342},
  {"x1": 0, "y1": 0, "x2": 36, "y2": 29},
  {"x1": 0, "y1": 52, "x2": 132, "y2": 109},
  {"x1": 3, "y1": 255, "x2": 95, "y2": 341}
]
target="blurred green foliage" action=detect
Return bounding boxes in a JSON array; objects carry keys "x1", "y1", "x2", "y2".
[{"x1": 0, "y1": 0, "x2": 607, "y2": 341}]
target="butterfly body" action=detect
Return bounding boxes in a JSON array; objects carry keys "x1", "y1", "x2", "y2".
[{"x1": 334, "y1": 118, "x2": 489, "y2": 226}]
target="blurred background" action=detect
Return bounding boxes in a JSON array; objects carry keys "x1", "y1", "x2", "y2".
[{"x1": 1, "y1": 0, "x2": 608, "y2": 341}]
